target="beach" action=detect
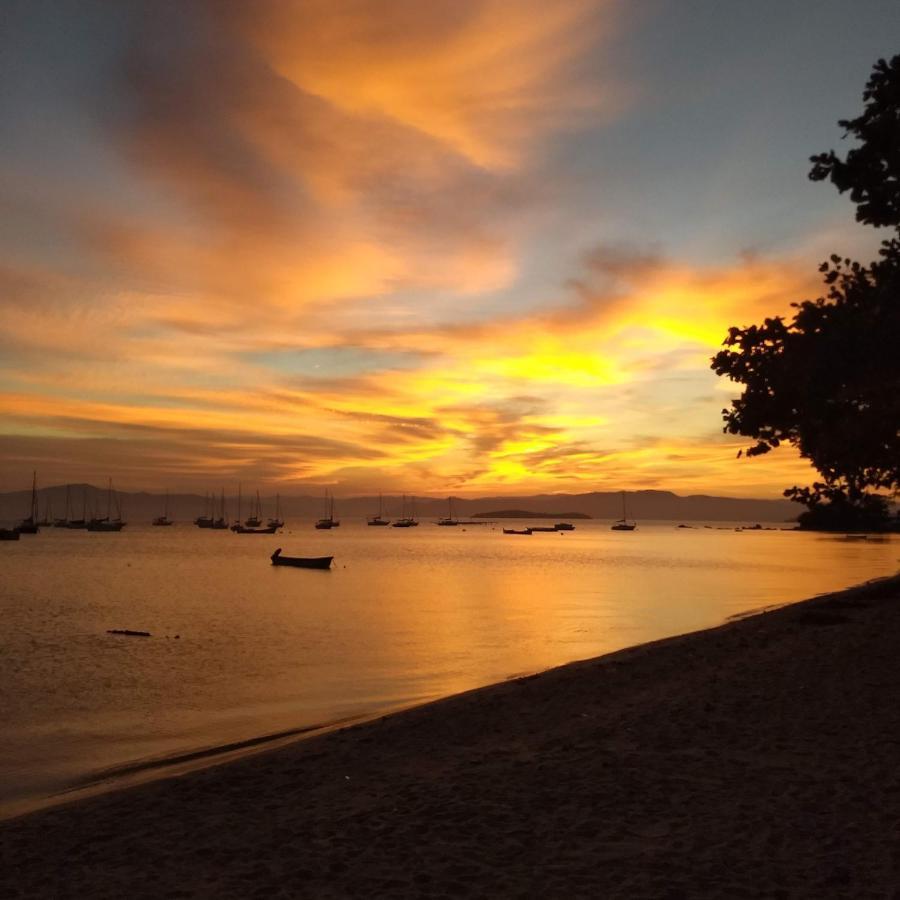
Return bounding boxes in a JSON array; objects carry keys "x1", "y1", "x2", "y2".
[{"x1": 2, "y1": 573, "x2": 899, "y2": 898}]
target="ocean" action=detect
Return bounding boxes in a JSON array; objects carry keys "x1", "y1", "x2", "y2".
[{"x1": 0, "y1": 519, "x2": 895, "y2": 816}]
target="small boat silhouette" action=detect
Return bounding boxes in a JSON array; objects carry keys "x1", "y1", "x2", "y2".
[
  {"x1": 270, "y1": 548, "x2": 333, "y2": 569},
  {"x1": 611, "y1": 491, "x2": 636, "y2": 531}
]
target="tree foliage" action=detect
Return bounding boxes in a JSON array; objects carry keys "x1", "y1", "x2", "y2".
[
  {"x1": 712, "y1": 55, "x2": 900, "y2": 526},
  {"x1": 809, "y1": 55, "x2": 900, "y2": 229}
]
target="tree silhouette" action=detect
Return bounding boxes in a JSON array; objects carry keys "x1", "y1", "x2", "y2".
[
  {"x1": 809, "y1": 56, "x2": 900, "y2": 229},
  {"x1": 712, "y1": 55, "x2": 900, "y2": 530}
]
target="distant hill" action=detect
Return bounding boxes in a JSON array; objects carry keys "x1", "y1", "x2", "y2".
[
  {"x1": 0, "y1": 484, "x2": 798, "y2": 525},
  {"x1": 474, "y1": 510, "x2": 592, "y2": 519}
]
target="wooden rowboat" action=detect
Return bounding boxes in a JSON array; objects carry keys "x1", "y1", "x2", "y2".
[
  {"x1": 503, "y1": 528, "x2": 532, "y2": 535},
  {"x1": 270, "y1": 548, "x2": 333, "y2": 569}
]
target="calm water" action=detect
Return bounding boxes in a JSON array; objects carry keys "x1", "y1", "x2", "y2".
[{"x1": 0, "y1": 520, "x2": 896, "y2": 815}]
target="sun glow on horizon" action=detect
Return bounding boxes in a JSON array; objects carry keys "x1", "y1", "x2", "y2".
[{"x1": 2, "y1": 0, "x2": 875, "y2": 498}]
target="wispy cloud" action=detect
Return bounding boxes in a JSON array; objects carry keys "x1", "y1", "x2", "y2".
[
  {"x1": 1, "y1": 239, "x2": 820, "y2": 495},
  {"x1": 0, "y1": 1, "x2": 830, "y2": 496}
]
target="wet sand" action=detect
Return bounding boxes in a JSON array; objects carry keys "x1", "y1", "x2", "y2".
[{"x1": 2, "y1": 574, "x2": 899, "y2": 898}]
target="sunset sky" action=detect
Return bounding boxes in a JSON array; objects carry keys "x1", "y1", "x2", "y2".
[{"x1": 1, "y1": 0, "x2": 896, "y2": 497}]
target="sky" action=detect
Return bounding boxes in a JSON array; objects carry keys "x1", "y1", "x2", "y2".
[{"x1": 1, "y1": 0, "x2": 897, "y2": 497}]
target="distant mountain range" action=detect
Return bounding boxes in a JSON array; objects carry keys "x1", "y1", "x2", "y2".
[
  {"x1": 473, "y1": 510, "x2": 593, "y2": 519},
  {"x1": 0, "y1": 484, "x2": 798, "y2": 524}
]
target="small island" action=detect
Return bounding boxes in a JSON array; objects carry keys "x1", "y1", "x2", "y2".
[{"x1": 473, "y1": 509, "x2": 592, "y2": 519}]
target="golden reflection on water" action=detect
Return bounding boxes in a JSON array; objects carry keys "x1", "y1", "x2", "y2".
[{"x1": 0, "y1": 522, "x2": 895, "y2": 811}]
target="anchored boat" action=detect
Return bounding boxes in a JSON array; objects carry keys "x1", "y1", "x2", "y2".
[
  {"x1": 611, "y1": 491, "x2": 636, "y2": 531},
  {"x1": 270, "y1": 548, "x2": 333, "y2": 569},
  {"x1": 367, "y1": 493, "x2": 390, "y2": 526}
]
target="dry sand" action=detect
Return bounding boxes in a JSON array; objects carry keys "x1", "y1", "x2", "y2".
[{"x1": 2, "y1": 574, "x2": 900, "y2": 898}]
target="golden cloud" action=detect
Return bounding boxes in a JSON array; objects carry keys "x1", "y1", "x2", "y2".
[{"x1": 0, "y1": 3, "x2": 821, "y2": 497}]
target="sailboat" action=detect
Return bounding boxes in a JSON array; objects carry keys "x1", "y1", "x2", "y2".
[
  {"x1": 234, "y1": 521, "x2": 278, "y2": 534},
  {"x1": 233, "y1": 485, "x2": 278, "y2": 533},
  {"x1": 367, "y1": 493, "x2": 390, "y2": 526},
  {"x1": 36, "y1": 493, "x2": 52, "y2": 527},
  {"x1": 87, "y1": 479, "x2": 126, "y2": 531},
  {"x1": 315, "y1": 491, "x2": 340, "y2": 529},
  {"x1": 611, "y1": 490, "x2": 637, "y2": 531},
  {"x1": 267, "y1": 493, "x2": 284, "y2": 529},
  {"x1": 392, "y1": 494, "x2": 418, "y2": 527},
  {"x1": 195, "y1": 492, "x2": 214, "y2": 528},
  {"x1": 66, "y1": 487, "x2": 88, "y2": 529},
  {"x1": 244, "y1": 488, "x2": 262, "y2": 527},
  {"x1": 231, "y1": 482, "x2": 243, "y2": 531},
  {"x1": 211, "y1": 488, "x2": 229, "y2": 529},
  {"x1": 437, "y1": 496, "x2": 459, "y2": 526},
  {"x1": 16, "y1": 472, "x2": 40, "y2": 534},
  {"x1": 152, "y1": 491, "x2": 174, "y2": 526}
]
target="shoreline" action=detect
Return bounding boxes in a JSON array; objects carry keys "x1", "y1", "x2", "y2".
[
  {"x1": 0, "y1": 563, "x2": 827, "y2": 825},
  {"x1": 2, "y1": 572, "x2": 899, "y2": 896},
  {"x1": 0, "y1": 579, "x2": 844, "y2": 824}
]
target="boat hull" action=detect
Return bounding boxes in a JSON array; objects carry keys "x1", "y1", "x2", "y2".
[{"x1": 270, "y1": 549, "x2": 332, "y2": 569}]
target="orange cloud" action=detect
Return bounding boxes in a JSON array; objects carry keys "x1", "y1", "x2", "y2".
[
  {"x1": 0, "y1": 241, "x2": 825, "y2": 495},
  {"x1": 104, "y1": 0, "x2": 619, "y2": 328},
  {"x1": 235, "y1": 0, "x2": 613, "y2": 169},
  {"x1": 0, "y1": 4, "x2": 823, "y2": 498}
]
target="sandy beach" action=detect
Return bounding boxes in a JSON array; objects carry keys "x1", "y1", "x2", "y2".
[{"x1": 2, "y1": 573, "x2": 899, "y2": 898}]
